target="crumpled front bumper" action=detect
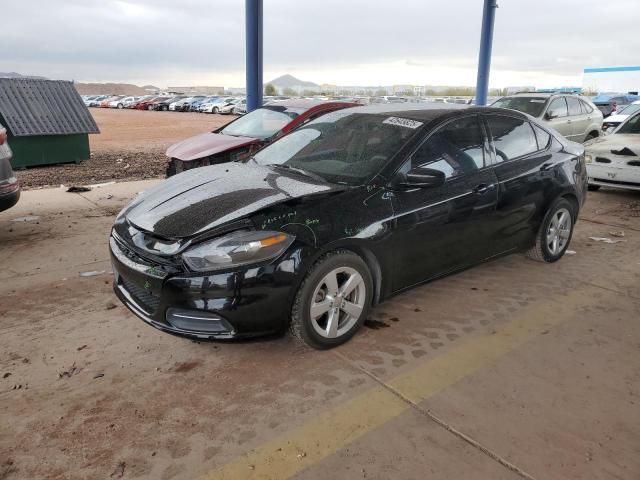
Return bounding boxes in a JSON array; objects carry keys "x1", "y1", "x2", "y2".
[{"x1": 109, "y1": 234, "x2": 301, "y2": 340}]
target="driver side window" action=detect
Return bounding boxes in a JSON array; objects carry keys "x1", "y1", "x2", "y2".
[{"x1": 410, "y1": 116, "x2": 485, "y2": 180}]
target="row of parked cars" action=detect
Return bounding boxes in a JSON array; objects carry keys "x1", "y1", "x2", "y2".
[
  {"x1": 82, "y1": 94, "x2": 251, "y2": 115},
  {"x1": 81, "y1": 93, "x2": 484, "y2": 116}
]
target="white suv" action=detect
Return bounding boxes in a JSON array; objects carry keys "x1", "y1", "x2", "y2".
[{"x1": 492, "y1": 93, "x2": 603, "y2": 143}]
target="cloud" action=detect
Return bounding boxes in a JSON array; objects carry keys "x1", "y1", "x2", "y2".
[{"x1": 2, "y1": 0, "x2": 639, "y2": 87}]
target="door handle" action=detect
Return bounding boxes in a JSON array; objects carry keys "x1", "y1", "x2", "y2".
[
  {"x1": 472, "y1": 183, "x2": 490, "y2": 194},
  {"x1": 540, "y1": 162, "x2": 554, "y2": 171},
  {"x1": 566, "y1": 119, "x2": 572, "y2": 124}
]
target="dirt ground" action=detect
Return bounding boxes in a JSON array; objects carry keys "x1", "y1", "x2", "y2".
[
  {"x1": 1, "y1": 182, "x2": 639, "y2": 480},
  {"x1": 15, "y1": 109, "x2": 233, "y2": 189}
]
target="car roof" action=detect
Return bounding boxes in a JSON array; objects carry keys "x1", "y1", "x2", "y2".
[
  {"x1": 266, "y1": 98, "x2": 354, "y2": 109},
  {"x1": 511, "y1": 92, "x2": 577, "y2": 98},
  {"x1": 333, "y1": 104, "x2": 534, "y2": 124},
  {"x1": 338, "y1": 103, "x2": 467, "y2": 121}
]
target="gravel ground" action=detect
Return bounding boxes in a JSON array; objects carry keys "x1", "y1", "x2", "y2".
[
  {"x1": 16, "y1": 149, "x2": 168, "y2": 189},
  {"x1": 15, "y1": 108, "x2": 232, "y2": 189}
]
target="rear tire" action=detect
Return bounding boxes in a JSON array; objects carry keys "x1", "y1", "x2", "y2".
[
  {"x1": 584, "y1": 131, "x2": 598, "y2": 142},
  {"x1": 290, "y1": 250, "x2": 373, "y2": 349},
  {"x1": 527, "y1": 198, "x2": 576, "y2": 263}
]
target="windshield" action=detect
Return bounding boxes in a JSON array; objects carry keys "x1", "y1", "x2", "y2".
[
  {"x1": 618, "y1": 104, "x2": 640, "y2": 116},
  {"x1": 616, "y1": 112, "x2": 640, "y2": 134},
  {"x1": 252, "y1": 111, "x2": 422, "y2": 185},
  {"x1": 492, "y1": 97, "x2": 548, "y2": 117},
  {"x1": 221, "y1": 106, "x2": 300, "y2": 138}
]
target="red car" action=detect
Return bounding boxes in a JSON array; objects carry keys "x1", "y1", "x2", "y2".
[
  {"x1": 133, "y1": 96, "x2": 169, "y2": 110},
  {"x1": 166, "y1": 99, "x2": 357, "y2": 176}
]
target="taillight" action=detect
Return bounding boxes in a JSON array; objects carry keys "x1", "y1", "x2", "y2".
[{"x1": 0, "y1": 128, "x2": 6, "y2": 145}]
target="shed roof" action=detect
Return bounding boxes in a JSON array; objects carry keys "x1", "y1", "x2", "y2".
[{"x1": 0, "y1": 78, "x2": 99, "y2": 137}]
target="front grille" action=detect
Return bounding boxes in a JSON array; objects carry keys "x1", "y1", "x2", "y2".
[{"x1": 121, "y1": 277, "x2": 161, "y2": 315}]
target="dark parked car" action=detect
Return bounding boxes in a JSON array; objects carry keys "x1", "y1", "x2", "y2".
[
  {"x1": 0, "y1": 124, "x2": 20, "y2": 212},
  {"x1": 150, "y1": 96, "x2": 186, "y2": 111},
  {"x1": 111, "y1": 104, "x2": 587, "y2": 348},
  {"x1": 165, "y1": 99, "x2": 358, "y2": 176},
  {"x1": 591, "y1": 94, "x2": 639, "y2": 117}
]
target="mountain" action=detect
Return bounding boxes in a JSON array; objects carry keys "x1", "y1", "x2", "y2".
[
  {"x1": 267, "y1": 74, "x2": 319, "y2": 89},
  {"x1": 73, "y1": 82, "x2": 159, "y2": 95},
  {"x1": 0, "y1": 72, "x2": 48, "y2": 80}
]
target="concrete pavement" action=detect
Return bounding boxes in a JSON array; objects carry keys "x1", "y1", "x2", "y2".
[{"x1": 0, "y1": 182, "x2": 638, "y2": 480}]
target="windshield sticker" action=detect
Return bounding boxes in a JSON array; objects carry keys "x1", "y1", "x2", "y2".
[
  {"x1": 383, "y1": 117, "x2": 423, "y2": 129},
  {"x1": 530, "y1": 99, "x2": 546, "y2": 103}
]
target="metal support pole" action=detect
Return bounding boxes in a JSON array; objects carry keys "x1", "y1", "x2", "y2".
[
  {"x1": 475, "y1": 0, "x2": 498, "y2": 105},
  {"x1": 246, "y1": 0, "x2": 263, "y2": 112}
]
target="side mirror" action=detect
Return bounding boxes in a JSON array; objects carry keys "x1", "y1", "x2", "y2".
[
  {"x1": 397, "y1": 166, "x2": 446, "y2": 189},
  {"x1": 545, "y1": 111, "x2": 557, "y2": 120}
]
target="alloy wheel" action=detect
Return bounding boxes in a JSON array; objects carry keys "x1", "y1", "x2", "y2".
[
  {"x1": 546, "y1": 207, "x2": 572, "y2": 256},
  {"x1": 309, "y1": 267, "x2": 366, "y2": 339}
]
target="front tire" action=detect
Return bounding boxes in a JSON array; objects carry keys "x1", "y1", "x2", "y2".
[
  {"x1": 213, "y1": 107, "x2": 219, "y2": 114},
  {"x1": 290, "y1": 251, "x2": 373, "y2": 349},
  {"x1": 527, "y1": 198, "x2": 576, "y2": 263},
  {"x1": 587, "y1": 184, "x2": 601, "y2": 191}
]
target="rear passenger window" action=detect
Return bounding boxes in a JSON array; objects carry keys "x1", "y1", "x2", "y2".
[
  {"x1": 486, "y1": 115, "x2": 538, "y2": 162},
  {"x1": 547, "y1": 98, "x2": 568, "y2": 118},
  {"x1": 580, "y1": 100, "x2": 594, "y2": 114},
  {"x1": 411, "y1": 116, "x2": 484, "y2": 179},
  {"x1": 567, "y1": 97, "x2": 582, "y2": 116},
  {"x1": 532, "y1": 124, "x2": 551, "y2": 149}
]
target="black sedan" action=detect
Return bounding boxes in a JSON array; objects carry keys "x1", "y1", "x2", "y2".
[{"x1": 110, "y1": 104, "x2": 587, "y2": 348}]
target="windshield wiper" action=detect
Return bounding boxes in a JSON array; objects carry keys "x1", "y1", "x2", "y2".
[{"x1": 268, "y1": 164, "x2": 327, "y2": 183}]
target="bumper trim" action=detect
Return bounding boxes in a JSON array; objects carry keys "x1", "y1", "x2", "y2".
[
  {"x1": 588, "y1": 177, "x2": 640, "y2": 191},
  {"x1": 114, "y1": 276, "x2": 236, "y2": 339}
]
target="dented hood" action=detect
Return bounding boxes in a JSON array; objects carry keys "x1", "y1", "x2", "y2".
[
  {"x1": 122, "y1": 162, "x2": 338, "y2": 239},
  {"x1": 586, "y1": 134, "x2": 640, "y2": 156},
  {"x1": 165, "y1": 132, "x2": 259, "y2": 162}
]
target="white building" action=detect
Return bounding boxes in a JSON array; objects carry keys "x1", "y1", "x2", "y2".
[{"x1": 583, "y1": 66, "x2": 640, "y2": 94}]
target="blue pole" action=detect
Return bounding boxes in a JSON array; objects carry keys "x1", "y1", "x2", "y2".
[
  {"x1": 475, "y1": 0, "x2": 498, "y2": 106},
  {"x1": 246, "y1": 0, "x2": 263, "y2": 112}
]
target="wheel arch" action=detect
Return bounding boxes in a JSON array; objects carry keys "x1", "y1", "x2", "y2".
[
  {"x1": 560, "y1": 192, "x2": 579, "y2": 215},
  {"x1": 286, "y1": 242, "x2": 385, "y2": 310}
]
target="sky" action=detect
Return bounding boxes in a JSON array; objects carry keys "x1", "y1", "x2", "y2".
[{"x1": 3, "y1": 0, "x2": 639, "y2": 89}]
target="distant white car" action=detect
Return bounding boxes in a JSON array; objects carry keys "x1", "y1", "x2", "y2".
[
  {"x1": 603, "y1": 101, "x2": 640, "y2": 133},
  {"x1": 200, "y1": 97, "x2": 236, "y2": 114},
  {"x1": 109, "y1": 96, "x2": 137, "y2": 109},
  {"x1": 585, "y1": 111, "x2": 640, "y2": 191},
  {"x1": 232, "y1": 98, "x2": 247, "y2": 115},
  {"x1": 218, "y1": 98, "x2": 242, "y2": 114}
]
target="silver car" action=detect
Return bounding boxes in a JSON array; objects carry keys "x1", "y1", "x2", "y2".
[{"x1": 492, "y1": 93, "x2": 603, "y2": 143}]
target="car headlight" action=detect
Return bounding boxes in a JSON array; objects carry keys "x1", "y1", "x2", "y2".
[
  {"x1": 182, "y1": 230, "x2": 295, "y2": 272},
  {"x1": 585, "y1": 153, "x2": 593, "y2": 163}
]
